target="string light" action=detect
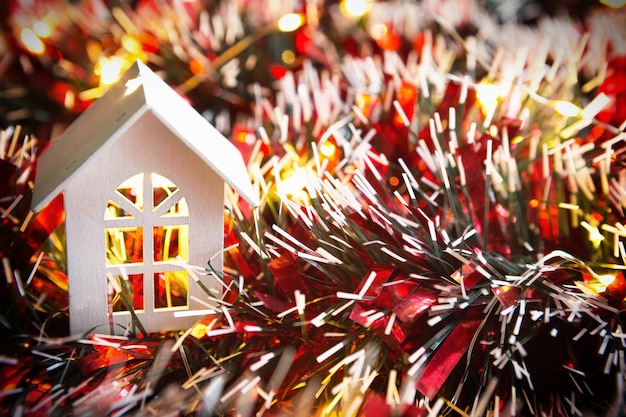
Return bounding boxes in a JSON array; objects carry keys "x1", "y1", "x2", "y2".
[
  {"x1": 32, "y1": 20, "x2": 52, "y2": 38},
  {"x1": 340, "y1": 0, "x2": 373, "y2": 18},
  {"x1": 96, "y1": 56, "x2": 125, "y2": 85},
  {"x1": 319, "y1": 141, "x2": 337, "y2": 158},
  {"x1": 277, "y1": 13, "x2": 305, "y2": 32},
  {"x1": 370, "y1": 23, "x2": 388, "y2": 41},
  {"x1": 281, "y1": 49, "x2": 296, "y2": 65},
  {"x1": 19, "y1": 27, "x2": 45, "y2": 54},
  {"x1": 475, "y1": 82, "x2": 500, "y2": 107},
  {"x1": 121, "y1": 34, "x2": 143, "y2": 55},
  {"x1": 278, "y1": 171, "x2": 309, "y2": 203}
]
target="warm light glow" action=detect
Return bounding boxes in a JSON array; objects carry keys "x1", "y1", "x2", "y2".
[
  {"x1": 32, "y1": 20, "x2": 52, "y2": 38},
  {"x1": 279, "y1": 171, "x2": 309, "y2": 203},
  {"x1": 475, "y1": 83, "x2": 500, "y2": 106},
  {"x1": 278, "y1": 13, "x2": 305, "y2": 32},
  {"x1": 64, "y1": 89, "x2": 75, "y2": 110},
  {"x1": 282, "y1": 49, "x2": 296, "y2": 65},
  {"x1": 97, "y1": 56, "x2": 124, "y2": 85},
  {"x1": 320, "y1": 141, "x2": 337, "y2": 158},
  {"x1": 356, "y1": 92, "x2": 374, "y2": 118},
  {"x1": 189, "y1": 59, "x2": 204, "y2": 75},
  {"x1": 340, "y1": 0, "x2": 372, "y2": 17},
  {"x1": 599, "y1": 0, "x2": 626, "y2": 7},
  {"x1": 235, "y1": 130, "x2": 256, "y2": 145},
  {"x1": 121, "y1": 34, "x2": 143, "y2": 55},
  {"x1": 554, "y1": 101, "x2": 581, "y2": 117},
  {"x1": 370, "y1": 23, "x2": 388, "y2": 41},
  {"x1": 20, "y1": 28, "x2": 44, "y2": 54}
]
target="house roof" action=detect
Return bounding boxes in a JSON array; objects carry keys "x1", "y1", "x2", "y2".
[{"x1": 31, "y1": 60, "x2": 258, "y2": 212}]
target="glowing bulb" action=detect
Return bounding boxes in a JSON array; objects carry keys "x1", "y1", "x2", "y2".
[
  {"x1": 554, "y1": 101, "x2": 581, "y2": 117},
  {"x1": 370, "y1": 23, "x2": 388, "y2": 41},
  {"x1": 278, "y1": 13, "x2": 305, "y2": 32},
  {"x1": 32, "y1": 20, "x2": 52, "y2": 38},
  {"x1": 340, "y1": 0, "x2": 372, "y2": 17},
  {"x1": 319, "y1": 141, "x2": 336, "y2": 158},
  {"x1": 279, "y1": 171, "x2": 310, "y2": 203},
  {"x1": 97, "y1": 56, "x2": 124, "y2": 85},
  {"x1": 281, "y1": 49, "x2": 295, "y2": 65},
  {"x1": 475, "y1": 83, "x2": 500, "y2": 106},
  {"x1": 20, "y1": 28, "x2": 44, "y2": 54},
  {"x1": 121, "y1": 34, "x2": 143, "y2": 55}
]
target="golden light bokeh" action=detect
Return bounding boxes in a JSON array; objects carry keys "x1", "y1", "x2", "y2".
[
  {"x1": 20, "y1": 27, "x2": 45, "y2": 54},
  {"x1": 340, "y1": 0, "x2": 373, "y2": 18},
  {"x1": 278, "y1": 13, "x2": 305, "y2": 32}
]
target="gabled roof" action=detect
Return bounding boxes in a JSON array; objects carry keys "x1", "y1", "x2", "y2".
[{"x1": 31, "y1": 60, "x2": 258, "y2": 212}]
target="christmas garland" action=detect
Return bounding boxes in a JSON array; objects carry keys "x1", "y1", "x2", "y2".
[{"x1": 1, "y1": 0, "x2": 626, "y2": 416}]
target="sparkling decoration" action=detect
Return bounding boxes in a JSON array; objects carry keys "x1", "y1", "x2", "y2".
[{"x1": 2, "y1": 0, "x2": 626, "y2": 416}]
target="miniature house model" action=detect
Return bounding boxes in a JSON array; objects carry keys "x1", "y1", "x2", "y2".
[{"x1": 31, "y1": 60, "x2": 258, "y2": 335}]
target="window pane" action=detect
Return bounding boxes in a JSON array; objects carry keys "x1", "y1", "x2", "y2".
[
  {"x1": 162, "y1": 196, "x2": 189, "y2": 217},
  {"x1": 106, "y1": 227, "x2": 143, "y2": 265},
  {"x1": 152, "y1": 173, "x2": 178, "y2": 209},
  {"x1": 108, "y1": 273, "x2": 144, "y2": 312},
  {"x1": 116, "y1": 173, "x2": 144, "y2": 212},
  {"x1": 105, "y1": 199, "x2": 134, "y2": 219},
  {"x1": 154, "y1": 271, "x2": 188, "y2": 309},
  {"x1": 153, "y1": 225, "x2": 189, "y2": 262}
]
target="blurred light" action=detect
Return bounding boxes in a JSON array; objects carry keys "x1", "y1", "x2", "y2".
[
  {"x1": 278, "y1": 13, "x2": 305, "y2": 32},
  {"x1": 32, "y1": 20, "x2": 52, "y2": 38},
  {"x1": 20, "y1": 28, "x2": 45, "y2": 54},
  {"x1": 64, "y1": 89, "x2": 75, "y2": 110},
  {"x1": 554, "y1": 100, "x2": 581, "y2": 117},
  {"x1": 282, "y1": 49, "x2": 295, "y2": 65},
  {"x1": 235, "y1": 130, "x2": 255, "y2": 145},
  {"x1": 279, "y1": 171, "x2": 309, "y2": 203},
  {"x1": 370, "y1": 23, "x2": 388, "y2": 41},
  {"x1": 121, "y1": 34, "x2": 143, "y2": 55},
  {"x1": 320, "y1": 141, "x2": 336, "y2": 158},
  {"x1": 600, "y1": 0, "x2": 626, "y2": 7},
  {"x1": 340, "y1": 0, "x2": 372, "y2": 17},
  {"x1": 189, "y1": 59, "x2": 204, "y2": 75},
  {"x1": 389, "y1": 176, "x2": 399, "y2": 187},
  {"x1": 97, "y1": 56, "x2": 124, "y2": 85},
  {"x1": 356, "y1": 92, "x2": 373, "y2": 118},
  {"x1": 475, "y1": 82, "x2": 500, "y2": 106}
]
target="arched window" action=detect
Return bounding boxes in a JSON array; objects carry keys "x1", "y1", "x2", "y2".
[{"x1": 105, "y1": 173, "x2": 190, "y2": 314}]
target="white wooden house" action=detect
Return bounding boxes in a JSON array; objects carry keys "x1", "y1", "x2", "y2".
[{"x1": 31, "y1": 60, "x2": 258, "y2": 335}]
